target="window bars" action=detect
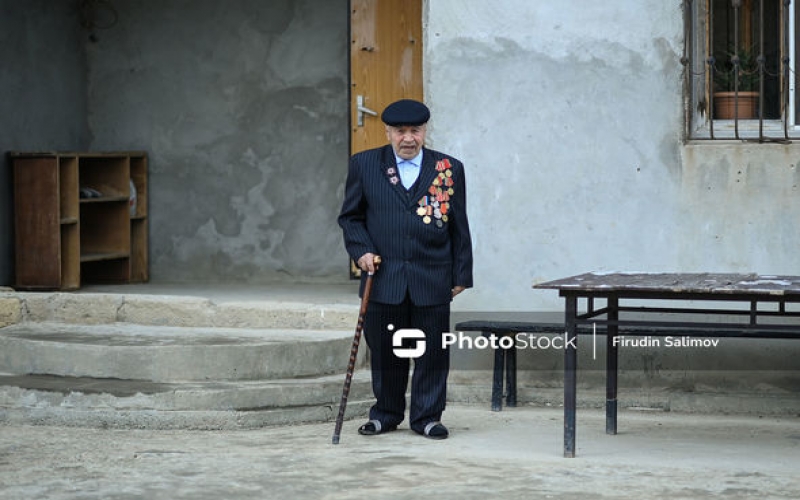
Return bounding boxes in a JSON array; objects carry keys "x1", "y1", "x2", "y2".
[{"x1": 683, "y1": 0, "x2": 796, "y2": 142}]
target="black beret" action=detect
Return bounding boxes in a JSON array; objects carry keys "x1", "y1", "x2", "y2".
[{"x1": 381, "y1": 99, "x2": 430, "y2": 126}]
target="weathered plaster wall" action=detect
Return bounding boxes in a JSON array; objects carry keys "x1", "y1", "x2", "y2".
[
  {"x1": 0, "y1": 0, "x2": 89, "y2": 286},
  {"x1": 679, "y1": 144, "x2": 800, "y2": 272},
  {"x1": 426, "y1": 1, "x2": 800, "y2": 312},
  {"x1": 86, "y1": 0, "x2": 350, "y2": 283}
]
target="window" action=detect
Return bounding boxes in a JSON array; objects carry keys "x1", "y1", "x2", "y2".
[{"x1": 683, "y1": 0, "x2": 797, "y2": 141}]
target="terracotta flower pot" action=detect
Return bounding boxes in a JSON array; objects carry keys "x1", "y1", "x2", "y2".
[{"x1": 714, "y1": 91, "x2": 758, "y2": 119}]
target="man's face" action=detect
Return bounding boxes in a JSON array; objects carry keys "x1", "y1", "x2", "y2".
[{"x1": 386, "y1": 124, "x2": 426, "y2": 160}]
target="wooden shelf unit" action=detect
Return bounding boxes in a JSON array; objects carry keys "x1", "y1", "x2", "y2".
[{"x1": 11, "y1": 151, "x2": 148, "y2": 290}]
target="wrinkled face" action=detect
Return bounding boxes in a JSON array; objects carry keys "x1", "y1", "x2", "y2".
[{"x1": 386, "y1": 124, "x2": 426, "y2": 160}]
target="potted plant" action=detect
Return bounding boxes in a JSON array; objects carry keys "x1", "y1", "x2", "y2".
[{"x1": 714, "y1": 46, "x2": 760, "y2": 119}]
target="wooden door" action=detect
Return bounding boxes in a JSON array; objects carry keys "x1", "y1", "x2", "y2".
[
  {"x1": 350, "y1": 0, "x2": 423, "y2": 154},
  {"x1": 348, "y1": 0, "x2": 423, "y2": 277}
]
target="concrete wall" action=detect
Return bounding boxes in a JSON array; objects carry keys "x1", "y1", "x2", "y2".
[
  {"x1": 0, "y1": 0, "x2": 89, "y2": 285},
  {"x1": 86, "y1": 0, "x2": 351, "y2": 283},
  {"x1": 427, "y1": 2, "x2": 800, "y2": 312},
  {"x1": 2, "y1": 0, "x2": 800, "y2": 313},
  {"x1": 426, "y1": 1, "x2": 683, "y2": 311}
]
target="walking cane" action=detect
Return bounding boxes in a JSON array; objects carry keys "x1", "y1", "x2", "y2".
[{"x1": 332, "y1": 255, "x2": 380, "y2": 445}]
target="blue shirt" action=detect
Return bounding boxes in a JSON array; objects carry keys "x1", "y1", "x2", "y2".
[{"x1": 395, "y1": 151, "x2": 423, "y2": 189}]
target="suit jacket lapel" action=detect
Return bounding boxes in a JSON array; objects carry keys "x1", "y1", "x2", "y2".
[{"x1": 380, "y1": 145, "x2": 409, "y2": 201}]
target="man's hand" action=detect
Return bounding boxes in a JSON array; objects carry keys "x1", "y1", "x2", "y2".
[
  {"x1": 452, "y1": 285, "x2": 466, "y2": 298},
  {"x1": 357, "y1": 253, "x2": 380, "y2": 275}
]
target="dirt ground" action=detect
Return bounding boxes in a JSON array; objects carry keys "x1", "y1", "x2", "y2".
[{"x1": 1, "y1": 404, "x2": 799, "y2": 499}]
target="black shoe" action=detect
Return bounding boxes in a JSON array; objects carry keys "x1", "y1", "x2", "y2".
[
  {"x1": 357, "y1": 420, "x2": 397, "y2": 436},
  {"x1": 420, "y1": 421, "x2": 449, "y2": 440}
]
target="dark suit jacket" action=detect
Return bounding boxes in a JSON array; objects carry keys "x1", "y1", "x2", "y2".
[{"x1": 339, "y1": 144, "x2": 473, "y2": 306}]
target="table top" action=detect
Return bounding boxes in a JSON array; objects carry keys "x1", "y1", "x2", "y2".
[{"x1": 534, "y1": 272, "x2": 800, "y2": 296}]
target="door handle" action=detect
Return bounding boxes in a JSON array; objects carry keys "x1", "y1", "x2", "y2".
[{"x1": 356, "y1": 95, "x2": 378, "y2": 126}]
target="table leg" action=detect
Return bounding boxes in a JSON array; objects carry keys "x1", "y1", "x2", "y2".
[
  {"x1": 564, "y1": 296, "x2": 578, "y2": 458},
  {"x1": 506, "y1": 344, "x2": 517, "y2": 407},
  {"x1": 606, "y1": 296, "x2": 618, "y2": 435},
  {"x1": 491, "y1": 336, "x2": 505, "y2": 412}
]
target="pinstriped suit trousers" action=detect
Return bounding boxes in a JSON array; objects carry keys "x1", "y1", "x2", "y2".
[{"x1": 364, "y1": 295, "x2": 450, "y2": 432}]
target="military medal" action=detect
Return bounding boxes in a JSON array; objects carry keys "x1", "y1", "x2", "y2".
[{"x1": 422, "y1": 160, "x2": 455, "y2": 225}]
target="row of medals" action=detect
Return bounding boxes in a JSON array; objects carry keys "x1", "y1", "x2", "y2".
[{"x1": 417, "y1": 168, "x2": 454, "y2": 228}]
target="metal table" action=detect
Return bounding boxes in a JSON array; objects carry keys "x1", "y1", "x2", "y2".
[{"x1": 534, "y1": 272, "x2": 800, "y2": 458}]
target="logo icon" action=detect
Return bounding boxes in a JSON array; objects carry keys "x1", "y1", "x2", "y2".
[{"x1": 391, "y1": 326, "x2": 426, "y2": 358}]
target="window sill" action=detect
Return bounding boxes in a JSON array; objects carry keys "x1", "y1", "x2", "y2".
[{"x1": 690, "y1": 120, "x2": 799, "y2": 142}]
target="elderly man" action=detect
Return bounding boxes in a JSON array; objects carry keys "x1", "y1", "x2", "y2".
[{"x1": 338, "y1": 99, "x2": 473, "y2": 440}]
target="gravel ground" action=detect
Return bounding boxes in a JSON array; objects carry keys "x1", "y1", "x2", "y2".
[{"x1": 1, "y1": 404, "x2": 799, "y2": 500}]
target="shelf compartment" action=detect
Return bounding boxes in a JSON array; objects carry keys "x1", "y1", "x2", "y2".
[
  {"x1": 79, "y1": 202, "x2": 130, "y2": 256},
  {"x1": 79, "y1": 192, "x2": 131, "y2": 283},
  {"x1": 81, "y1": 258, "x2": 131, "y2": 283},
  {"x1": 79, "y1": 156, "x2": 130, "y2": 199}
]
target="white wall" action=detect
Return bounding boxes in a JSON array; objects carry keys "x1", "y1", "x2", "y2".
[{"x1": 425, "y1": 1, "x2": 800, "y2": 312}]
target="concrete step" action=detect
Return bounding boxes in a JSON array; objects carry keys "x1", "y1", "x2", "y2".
[
  {"x1": 1, "y1": 291, "x2": 359, "y2": 330},
  {"x1": 0, "y1": 370, "x2": 373, "y2": 430},
  {"x1": 0, "y1": 322, "x2": 365, "y2": 382},
  {"x1": 0, "y1": 288, "x2": 375, "y2": 429}
]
